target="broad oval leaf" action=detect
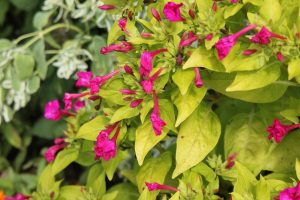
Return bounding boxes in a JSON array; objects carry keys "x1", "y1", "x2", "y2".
[
  {"x1": 52, "y1": 147, "x2": 79, "y2": 175},
  {"x1": 76, "y1": 116, "x2": 109, "y2": 141},
  {"x1": 172, "y1": 103, "x2": 221, "y2": 178},
  {"x1": 259, "y1": 0, "x2": 282, "y2": 23},
  {"x1": 110, "y1": 105, "x2": 139, "y2": 123}
]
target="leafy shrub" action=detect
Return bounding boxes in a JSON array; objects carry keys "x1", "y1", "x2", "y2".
[{"x1": 2, "y1": 0, "x2": 300, "y2": 199}]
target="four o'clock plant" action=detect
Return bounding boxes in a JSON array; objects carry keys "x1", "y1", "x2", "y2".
[{"x1": 29, "y1": 0, "x2": 300, "y2": 199}]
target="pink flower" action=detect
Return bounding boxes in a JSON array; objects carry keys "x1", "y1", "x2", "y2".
[
  {"x1": 279, "y1": 182, "x2": 300, "y2": 200},
  {"x1": 150, "y1": 91, "x2": 166, "y2": 136},
  {"x1": 141, "y1": 67, "x2": 163, "y2": 94},
  {"x1": 44, "y1": 99, "x2": 62, "y2": 121},
  {"x1": 194, "y1": 67, "x2": 203, "y2": 88},
  {"x1": 89, "y1": 69, "x2": 120, "y2": 94},
  {"x1": 63, "y1": 92, "x2": 88, "y2": 111},
  {"x1": 267, "y1": 119, "x2": 300, "y2": 143},
  {"x1": 206, "y1": 33, "x2": 213, "y2": 41},
  {"x1": 124, "y1": 65, "x2": 134, "y2": 75},
  {"x1": 189, "y1": 9, "x2": 195, "y2": 19},
  {"x1": 120, "y1": 89, "x2": 136, "y2": 95},
  {"x1": 74, "y1": 100, "x2": 85, "y2": 112},
  {"x1": 145, "y1": 182, "x2": 179, "y2": 192},
  {"x1": 179, "y1": 31, "x2": 198, "y2": 49},
  {"x1": 212, "y1": 1, "x2": 217, "y2": 12},
  {"x1": 225, "y1": 152, "x2": 237, "y2": 169},
  {"x1": 54, "y1": 138, "x2": 65, "y2": 145},
  {"x1": 151, "y1": 8, "x2": 161, "y2": 22},
  {"x1": 276, "y1": 52, "x2": 284, "y2": 62},
  {"x1": 140, "y1": 49, "x2": 167, "y2": 79},
  {"x1": 76, "y1": 71, "x2": 93, "y2": 88},
  {"x1": 230, "y1": 0, "x2": 239, "y2": 3},
  {"x1": 100, "y1": 41, "x2": 133, "y2": 55},
  {"x1": 5, "y1": 193, "x2": 31, "y2": 200},
  {"x1": 141, "y1": 32, "x2": 153, "y2": 38},
  {"x1": 94, "y1": 124, "x2": 120, "y2": 161},
  {"x1": 130, "y1": 99, "x2": 143, "y2": 108},
  {"x1": 44, "y1": 141, "x2": 66, "y2": 163},
  {"x1": 242, "y1": 49, "x2": 257, "y2": 56},
  {"x1": 98, "y1": 4, "x2": 115, "y2": 10},
  {"x1": 118, "y1": 18, "x2": 127, "y2": 33},
  {"x1": 251, "y1": 26, "x2": 286, "y2": 45},
  {"x1": 163, "y1": 2, "x2": 184, "y2": 22},
  {"x1": 215, "y1": 24, "x2": 256, "y2": 60}
]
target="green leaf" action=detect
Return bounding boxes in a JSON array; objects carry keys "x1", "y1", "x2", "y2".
[
  {"x1": 172, "y1": 103, "x2": 221, "y2": 178},
  {"x1": 255, "y1": 176, "x2": 270, "y2": 200},
  {"x1": 58, "y1": 186, "x2": 85, "y2": 200},
  {"x1": 33, "y1": 40, "x2": 48, "y2": 79},
  {"x1": 259, "y1": 0, "x2": 282, "y2": 23},
  {"x1": 26, "y1": 76, "x2": 40, "y2": 94},
  {"x1": 136, "y1": 152, "x2": 172, "y2": 193},
  {"x1": 33, "y1": 11, "x2": 52, "y2": 30},
  {"x1": 288, "y1": 59, "x2": 300, "y2": 80},
  {"x1": 224, "y1": 4, "x2": 243, "y2": 19},
  {"x1": 203, "y1": 71, "x2": 288, "y2": 103},
  {"x1": 0, "y1": 0, "x2": 9, "y2": 25},
  {"x1": 10, "y1": 0, "x2": 39, "y2": 11},
  {"x1": 159, "y1": 99, "x2": 176, "y2": 132},
  {"x1": 87, "y1": 164, "x2": 106, "y2": 198},
  {"x1": 264, "y1": 130, "x2": 300, "y2": 172},
  {"x1": 172, "y1": 85, "x2": 207, "y2": 127},
  {"x1": 224, "y1": 113, "x2": 270, "y2": 173},
  {"x1": 183, "y1": 47, "x2": 224, "y2": 72},
  {"x1": 110, "y1": 105, "x2": 139, "y2": 123},
  {"x1": 76, "y1": 116, "x2": 109, "y2": 141},
  {"x1": 108, "y1": 20, "x2": 123, "y2": 45},
  {"x1": 296, "y1": 159, "x2": 300, "y2": 180},
  {"x1": 52, "y1": 147, "x2": 79, "y2": 175},
  {"x1": 106, "y1": 183, "x2": 139, "y2": 200},
  {"x1": 99, "y1": 79, "x2": 127, "y2": 105},
  {"x1": 135, "y1": 121, "x2": 168, "y2": 165},
  {"x1": 1, "y1": 123, "x2": 22, "y2": 149},
  {"x1": 226, "y1": 63, "x2": 281, "y2": 91},
  {"x1": 169, "y1": 192, "x2": 180, "y2": 200},
  {"x1": 0, "y1": 39, "x2": 13, "y2": 51},
  {"x1": 138, "y1": 188, "x2": 157, "y2": 200},
  {"x1": 234, "y1": 162, "x2": 257, "y2": 195},
  {"x1": 140, "y1": 100, "x2": 154, "y2": 124},
  {"x1": 102, "y1": 150, "x2": 128, "y2": 180},
  {"x1": 14, "y1": 53, "x2": 35, "y2": 80},
  {"x1": 172, "y1": 69, "x2": 195, "y2": 95}
]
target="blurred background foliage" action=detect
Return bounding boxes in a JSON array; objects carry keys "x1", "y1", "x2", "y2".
[{"x1": 0, "y1": 0, "x2": 115, "y2": 195}]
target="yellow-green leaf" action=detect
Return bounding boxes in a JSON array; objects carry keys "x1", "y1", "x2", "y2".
[{"x1": 76, "y1": 116, "x2": 109, "y2": 141}]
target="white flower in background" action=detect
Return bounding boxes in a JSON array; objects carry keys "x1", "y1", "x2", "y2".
[{"x1": 53, "y1": 45, "x2": 92, "y2": 79}]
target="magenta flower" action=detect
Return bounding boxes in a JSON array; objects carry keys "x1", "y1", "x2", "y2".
[
  {"x1": 189, "y1": 9, "x2": 195, "y2": 19},
  {"x1": 63, "y1": 92, "x2": 88, "y2": 111},
  {"x1": 179, "y1": 31, "x2": 198, "y2": 49},
  {"x1": 150, "y1": 91, "x2": 166, "y2": 136},
  {"x1": 98, "y1": 4, "x2": 115, "y2": 10},
  {"x1": 5, "y1": 193, "x2": 31, "y2": 200},
  {"x1": 74, "y1": 100, "x2": 85, "y2": 112},
  {"x1": 141, "y1": 67, "x2": 163, "y2": 94},
  {"x1": 251, "y1": 26, "x2": 286, "y2": 45},
  {"x1": 242, "y1": 49, "x2": 257, "y2": 56},
  {"x1": 212, "y1": 1, "x2": 217, "y2": 12},
  {"x1": 145, "y1": 182, "x2": 179, "y2": 192},
  {"x1": 100, "y1": 41, "x2": 133, "y2": 55},
  {"x1": 44, "y1": 99, "x2": 62, "y2": 121},
  {"x1": 140, "y1": 49, "x2": 167, "y2": 79},
  {"x1": 194, "y1": 68, "x2": 203, "y2": 88},
  {"x1": 94, "y1": 124, "x2": 120, "y2": 161},
  {"x1": 120, "y1": 89, "x2": 136, "y2": 95},
  {"x1": 141, "y1": 32, "x2": 153, "y2": 38},
  {"x1": 118, "y1": 18, "x2": 128, "y2": 33},
  {"x1": 206, "y1": 33, "x2": 213, "y2": 41},
  {"x1": 225, "y1": 152, "x2": 237, "y2": 169},
  {"x1": 151, "y1": 8, "x2": 161, "y2": 22},
  {"x1": 267, "y1": 119, "x2": 300, "y2": 143},
  {"x1": 89, "y1": 69, "x2": 120, "y2": 95},
  {"x1": 76, "y1": 71, "x2": 93, "y2": 88},
  {"x1": 44, "y1": 140, "x2": 66, "y2": 163},
  {"x1": 130, "y1": 99, "x2": 143, "y2": 108},
  {"x1": 276, "y1": 52, "x2": 284, "y2": 62},
  {"x1": 279, "y1": 182, "x2": 300, "y2": 200},
  {"x1": 230, "y1": 0, "x2": 239, "y2": 3},
  {"x1": 163, "y1": 2, "x2": 184, "y2": 22},
  {"x1": 124, "y1": 65, "x2": 134, "y2": 75},
  {"x1": 215, "y1": 24, "x2": 256, "y2": 60}
]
